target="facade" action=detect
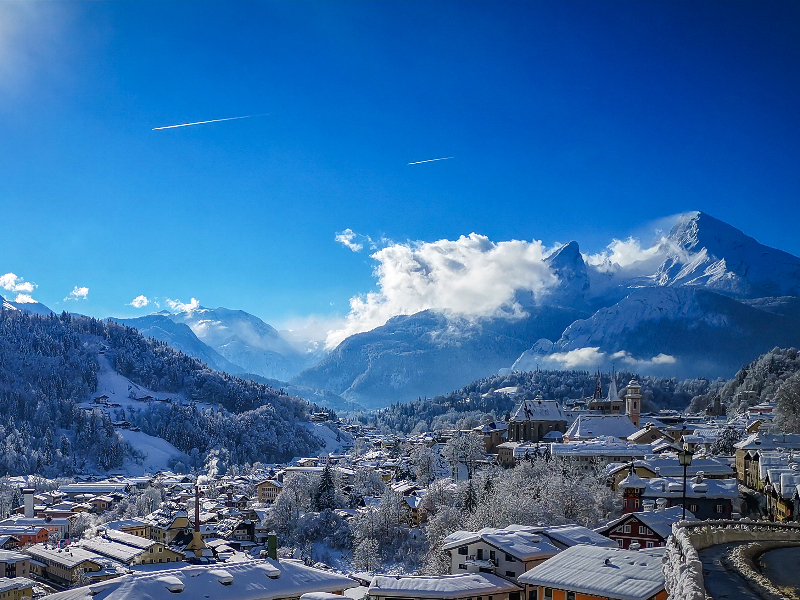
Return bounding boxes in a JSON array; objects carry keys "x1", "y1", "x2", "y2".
[
  {"x1": 0, "y1": 550, "x2": 30, "y2": 578},
  {"x1": 256, "y1": 480, "x2": 284, "y2": 504},
  {"x1": 507, "y1": 397, "x2": 567, "y2": 444},
  {"x1": 0, "y1": 577, "x2": 34, "y2": 600},
  {"x1": 24, "y1": 544, "x2": 105, "y2": 585},
  {"x1": 596, "y1": 506, "x2": 693, "y2": 549},
  {"x1": 0, "y1": 528, "x2": 47, "y2": 547}
]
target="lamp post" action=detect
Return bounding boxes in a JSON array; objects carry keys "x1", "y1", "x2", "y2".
[{"x1": 678, "y1": 445, "x2": 694, "y2": 520}]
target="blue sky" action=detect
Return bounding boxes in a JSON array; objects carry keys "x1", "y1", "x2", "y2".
[{"x1": 1, "y1": 0, "x2": 799, "y2": 336}]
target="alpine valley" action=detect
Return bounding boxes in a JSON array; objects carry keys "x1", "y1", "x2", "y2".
[{"x1": 7, "y1": 211, "x2": 800, "y2": 410}]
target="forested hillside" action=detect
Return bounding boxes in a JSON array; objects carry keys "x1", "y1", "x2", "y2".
[
  {"x1": 689, "y1": 347, "x2": 800, "y2": 414},
  {"x1": 0, "y1": 308, "x2": 319, "y2": 476},
  {"x1": 361, "y1": 369, "x2": 715, "y2": 433}
]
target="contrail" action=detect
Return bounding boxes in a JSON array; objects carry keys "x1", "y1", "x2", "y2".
[
  {"x1": 152, "y1": 114, "x2": 267, "y2": 131},
  {"x1": 408, "y1": 156, "x2": 454, "y2": 165}
]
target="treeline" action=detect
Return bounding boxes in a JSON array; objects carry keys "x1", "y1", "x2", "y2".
[{"x1": 361, "y1": 369, "x2": 715, "y2": 433}]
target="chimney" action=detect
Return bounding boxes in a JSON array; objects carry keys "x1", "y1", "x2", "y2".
[
  {"x1": 22, "y1": 488, "x2": 35, "y2": 518},
  {"x1": 194, "y1": 485, "x2": 201, "y2": 533}
]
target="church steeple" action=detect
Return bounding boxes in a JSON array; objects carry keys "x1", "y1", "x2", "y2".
[{"x1": 592, "y1": 370, "x2": 603, "y2": 400}]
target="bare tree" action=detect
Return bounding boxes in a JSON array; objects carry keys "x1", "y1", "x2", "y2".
[{"x1": 775, "y1": 371, "x2": 800, "y2": 433}]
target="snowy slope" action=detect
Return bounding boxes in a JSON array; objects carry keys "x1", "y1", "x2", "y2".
[
  {"x1": 0, "y1": 294, "x2": 54, "y2": 315},
  {"x1": 82, "y1": 354, "x2": 188, "y2": 474}
]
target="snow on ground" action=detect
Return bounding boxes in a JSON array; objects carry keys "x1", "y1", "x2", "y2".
[
  {"x1": 118, "y1": 430, "x2": 187, "y2": 476},
  {"x1": 304, "y1": 422, "x2": 353, "y2": 456}
]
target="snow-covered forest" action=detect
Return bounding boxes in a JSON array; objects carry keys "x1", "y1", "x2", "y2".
[
  {"x1": 0, "y1": 309, "x2": 320, "y2": 476},
  {"x1": 361, "y1": 370, "x2": 716, "y2": 433}
]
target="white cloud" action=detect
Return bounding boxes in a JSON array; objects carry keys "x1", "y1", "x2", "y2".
[
  {"x1": 129, "y1": 295, "x2": 149, "y2": 308},
  {"x1": 167, "y1": 297, "x2": 200, "y2": 313},
  {"x1": 585, "y1": 237, "x2": 664, "y2": 272},
  {"x1": 540, "y1": 347, "x2": 677, "y2": 370},
  {"x1": 541, "y1": 347, "x2": 607, "y2": 369},
  {"x1": 326, "y1": 233, "x2": 558, "y2": 348},
  {"x1": 65, "y1": 286, "x2": 88, "y2": 301},
  {"x1": 0, "y1": 272, "x2": 36, "y2": 293},
  {"x1": 610, "y1": 350, "x2": 677, "y2": 367},
  {"x1": 334, "y1": 228, "x2": 379, "y2": 253},
  {"x1": 14, "y1": 293, "x2": 36, "y2": 304}
]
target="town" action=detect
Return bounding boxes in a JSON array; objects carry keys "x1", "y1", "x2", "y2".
[{"x1": 0, "y1": 374, "x2": 795, "y2": 600}]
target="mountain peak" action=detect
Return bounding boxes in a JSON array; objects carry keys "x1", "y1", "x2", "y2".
[{"x1": 545, "y1": 241, "x2": 589, "y2": 303}]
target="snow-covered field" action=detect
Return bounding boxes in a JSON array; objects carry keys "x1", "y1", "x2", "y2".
[
  {"x1": 304, "y1": 422, "x2": 353, "y2": 456},
  {"x1": 118, "y1": 429, "x2": 187, "y2": 475}
]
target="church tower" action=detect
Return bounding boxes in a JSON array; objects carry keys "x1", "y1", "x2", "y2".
[{"x1": 625, "y1": 379, "x2": 641, "y2": 428}]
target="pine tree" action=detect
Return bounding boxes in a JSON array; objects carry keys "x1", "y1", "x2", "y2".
[
  {"x1": 315, "y1": 463, "x2": 336, "y2": 511},
  {"x1": 463, "y1": 479, "x2": 477, "y2": 514}
]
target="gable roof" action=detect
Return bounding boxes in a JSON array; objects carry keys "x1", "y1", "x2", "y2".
[{"x1": 510, "y1": 398, "x2": 566, "y2": 423}]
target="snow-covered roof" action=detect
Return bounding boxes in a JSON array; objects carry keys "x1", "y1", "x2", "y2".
[
  {"x1": 550, "y1": 441, "x2": 652, "y2": 458},
  {"x1": 510, "y1": 398, "x2": 566, "y2": 423},
  {"x1": 539, "y1": 525, "x2": 617, "y2": 549},
  {"x1": 642, "y1": 477, "x2": 737, "y2": 499},
  {"x1": 369, "y1": 573, "x2": 520, "y2": 598},
  {"x1": 26, "y1": 544, "x2": 104, "y2": 568},
  {"x1": 518, "y1": 545, "x2": 665, "y2": 600},
  {"x1": 597, "y1": 506, "x2": 696, "y2": 539},
  {"x1": 80, "y1": 537, "x2": 145, "y2": 564},
  {"x1": 44, "y1": 559, "x2": 357, "y2": 600},
  {"x1": 564, "y1": 415, "x2": 638, "y2": 440}
]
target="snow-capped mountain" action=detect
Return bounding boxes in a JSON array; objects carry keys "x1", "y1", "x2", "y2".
[
  {"x1": 166, "y1": 306, "x2": 319, "y2": 380},
  {"x1": 295, "y1": 211, "x2": 800, "y2": 405},
  {"x1": 0, "y1": 295, "x2": 54, "y2": 315},
  {"x1": 650, "y1": 211, "x2": 800, "y2": 297}
]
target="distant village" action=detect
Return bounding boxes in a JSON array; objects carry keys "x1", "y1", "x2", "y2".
[{"x1": 0, "y1": 373, "x2": 796, "y2": 600}]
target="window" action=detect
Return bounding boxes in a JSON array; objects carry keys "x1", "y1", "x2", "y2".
[
  {"x1": 567, "y1": 593, "x2": 576, "y2": 600},
  {"x1": 639, "y1": 526, "x2": 649, "y2": 535},
  {"x1": 623, "y1": 525, "x2": 631, "y2": 533},
  {"x1": 528, "y1": 591, "x2": 538, "y2": 600},
  {"x1": 689, "y1": 504, "x2": 699, "y2": 513},
  {"x1": 505, "y1": 571, "x2": 516, "y2": 577},
  {"x1": 458, "y1": 547, "x2": 468, "y2": 555},
  {"x1": 477, "y1": 549, "x2": 484, "y2": 560},
  {"x1": 159, "y1": 547, "x2": 163, "y2": 552},
  {"x1": 544, "y1": 589, "x2": 553, "y2": 600},
  {"x1": 459, "y1": 564, "x2": 467, "y2": 570},
  {"x1": 618, "y1": 539, "x2": 624, "y2": 547},
  {"x1": 646, "y1": 542, "x2": 654, "y2": 548},
  {"x1": 490, "y1": 550, "x2": 496, "y2": 561},
  {"x1": 715, "y1": 504, "x2": 725, "y2": 513},
  {"x1": 505, "y1": 553, "x2": 515, "y2": 562}
]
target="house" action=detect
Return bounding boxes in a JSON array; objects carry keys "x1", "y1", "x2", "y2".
[
  {"x1": 80, "y1": 529, "x2": 184, "y2": 566},
  {"x1": 442, "y1": 525, "x2": 616, "y2": 583},
  {"x1": 473, "y1": 422, "x2": 509, "y2": 453},
  {"x1": 604, "y1": 456, "x2": 735, "y2": 491},
  {"x1": 43, "y1": 558, "x2": 358, "y2": 600},
  {"x1": 256, "y1": 480, "x2": 284, "y2": 505},
  {"x1": 24, "y1": 544, "x2": 107, "y2": 585},
  {"x1": 144, "y1": 504, "x2": 190, "y2": 544},
  {"x1": 595, "y1": 505, "x2": 696, "y2": 549},
  {"x1": 507, "y1": 397, "x2": 567, "y2": 444},
  {"x1": 734, "y1": 433, "x2": 800, "y2": 487},
  {"x1": 518, "y1": 545, "x2": 667, "y2": 600},
  {"x1": 0, "y1": 550, "x2": 30, "y2": 578},
  {"x1": 0, "y1": 577, "x2": 34, "y2": 600},
  {"x1": 0, "y1": 536, "x2": 20, "y2": 550},
  {"x1": 1, "y1": 517, "x2": 71, "y2": 541},
  {"x1": 368, "y1": 573, "x2": 521, "y2": 600},
  {"x1": 627, "y1": 423, "x2": 672, "y2": 446},
  {"x1": 0, "y1": 527, "x2": 48, "y2": 547},
  {"x1": 764, "y1": 468, "x2": 800, "y2": 522}
]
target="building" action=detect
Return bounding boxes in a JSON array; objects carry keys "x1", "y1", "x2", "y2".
[
  {"x1": 550, "y1": 440, "x2": 652, "y2": 472},
  {"x1": 256, "y1": 480, "x2": 284, "y2": 504},
  {"x1": 0, "y1": 550, "x2": 30, "y2": 578},
  {"x1": 442, "y1": 525, "x2": 616, "y2": 583},
  {"x1": 596, "y1": 505, "x2": 696, "y2": 549},
  {"x1": 368, "y1": 573, "x2": 521, "y2": 600},
  {"x1": 0, "y1": 577, "x2": 34, "y2": 600},
  {"x1": 0, "y1": 527, "x2": 47, "y2": 547},
  {"x1": 518, "y1": 545, "x2": 667, "y2": 600},
  {"x1": 80, "y1": 529, "x2": 184, "y2": 566},
  {"x1": 587, "y1": 371, "x2": 624, "y2": 415},
  {"x1": 24, "y1": 544, "x2": 107, "y2": 585},
  {"x1": 604, "y1": 456, "x2": 735, "y2": 491},
  {"x1": 734, "y1": 433, "x2": 800, "y2": 487},
  {"x1": 636, "y1": 475, "x2": 738, "y2": 520},
  {"x1": 563, "y1": 415, "x2": 639, "y2": 443},
  {"x1": 44, "y1": 558, "x2": 357, "y2": 600},
  {"x1": 507, "y1": 397, "x2": 567, "y2": 443},
  {"x1": 473, "y1": 422, "x2": 509, "y2": 453},
  {"x1": 103, "y1": 518, "x2": 151, "y2": 539}
]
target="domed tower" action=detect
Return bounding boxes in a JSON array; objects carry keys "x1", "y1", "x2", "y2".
[
  {"x1": 619, "y1": 466, "x2": 647, "y2": 513},
  {"x1": 625, "y1": 379, "x2": 641, "y2": 428}
]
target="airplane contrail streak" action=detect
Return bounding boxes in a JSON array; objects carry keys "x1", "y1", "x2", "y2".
[
  {"x1": 152, "y1": 114, "x2": 266, "y2": 130},
  {"x1": 407, "y1": 156, "x2": 454, "y2": 165}
]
